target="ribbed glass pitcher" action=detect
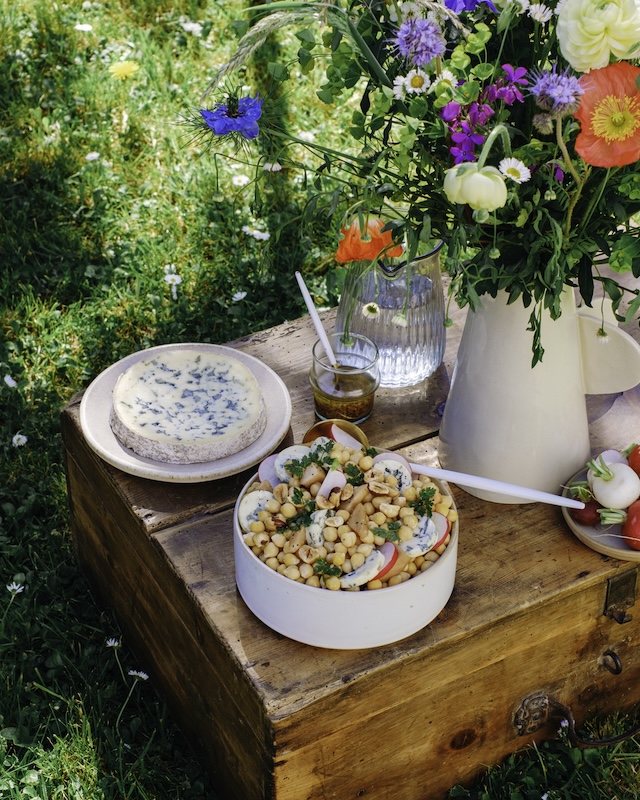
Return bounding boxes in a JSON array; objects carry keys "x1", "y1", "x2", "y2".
[{"x1": 335, "y1": 242, "x2": 445, "y2": 388}]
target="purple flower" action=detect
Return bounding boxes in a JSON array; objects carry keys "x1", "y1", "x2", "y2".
[
  {"x1": 200, "y1": 95, "x2": 263, "y2": 139},
  {"x1": 445, "y1": 0, "x2": 498, "y2": 11},
  {"x1": 441, "y1": 102, "x2": 462, "y2": 124},
  {"x1": 451, "y1": 122, "x2": 485, "y2": 162},
  {"x1": 485, "y1": 65, "x2": 528, "y2": 105},
  {"x1": 394, "y1": 18, "x2": 446, "y2": 67},
  {"x1": 530, "y1": 66, "x2": 583, "y2": 115}
]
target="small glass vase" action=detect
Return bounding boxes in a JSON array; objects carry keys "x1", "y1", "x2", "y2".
[{"x1": 335, "y1": 241, "x2": 445, "y2": 388}]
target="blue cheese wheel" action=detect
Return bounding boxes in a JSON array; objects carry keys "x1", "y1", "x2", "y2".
[{"x1": 109, "y1": 349, "x2": 267, "y2": 463}]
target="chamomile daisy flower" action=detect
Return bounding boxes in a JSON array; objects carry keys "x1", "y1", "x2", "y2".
[
  {"x1": 362, "y1": 302, "x2": 380, "y2": 318},
  {"x1": 528, "y1": 3, "x2": 553, "y2": 22},
  {"x1": 429, "y1": 69, "x2": 457, "y2": 94},
  {"x1": 499, "y1": 157, "x2": 531, "y2": 183}
]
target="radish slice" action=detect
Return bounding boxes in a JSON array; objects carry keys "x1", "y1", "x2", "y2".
[
  {"x1": 258, "y1": 454, "x2": 280, "y2": 487},
  {"x1": 373, "y1": 541, "x2": 399, "y2": 581},
  {"x1": 330, "y1": 424, "x2": 366, "y2": 451},
  {"x1": 318, "y1": 469, "x2": 347, "y2": 500},
  {"x1": 432, "y1": 512, "x2": 451, "y2": 548}
]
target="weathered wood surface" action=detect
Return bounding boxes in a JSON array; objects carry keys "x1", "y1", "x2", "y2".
[
  {"x1": 62, "y1": 305, "x2": 466, "y2": 536},
  {"x1": 61, "y1": 287, "x2": 640, "y2": 800},
  {"x1": 63, "y1": 416, "x2": 640, "y2": 799}
]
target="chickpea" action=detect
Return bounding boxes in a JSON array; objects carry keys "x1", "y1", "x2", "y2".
[
  {"x1": 265, "y1": 557, "x2": 279, "y2": 570},
  {"x1": 350, "y1": 552, "x2": 365, "y2": 570},
  {"x1": 242, "y1": 533, "x2": 254, "y2": 547},
  {"x1": 398, "y1": 525, "x2": 414, "y2": 542},
  {"x1": 299, "y1": 563, "x2": 315, "y2": 580},
  {"x1": 357, "y1": 543, "x2": 374, "y2": 556},
  {"x1": 325, "y1": 576, "x2": 342, "y2": 591},
  {"x1": 342, "y1": 559, "x2": 353, "y2": 574},
  {"x1": 448, "y1": 509, "x2": 459, "y2": 522},
  {"x1": 403, "y1": 486, "x2": 417, "y2": 502},
  {"x1": 306, "y1": 575, "x2": 321, "y2": 588},
  {"x1": 282, "y1": 552, "x2": 300, "y2": 566},
  {"x1": 323, "y1": 527, "x2": 338, "y2": 543},
  {"x1": 359, "y1": 455, "x2": 374, "y2": 471},
  {"x1": 263, "y1": 541, "x2": 279, "y2": 559},
  {"x1": 367, "y1": 579, "x2": 383, "y2": 590},
  {"x1": 331, "y1": 552, "x2": 346, "y2": 567},
  {"x1": 364, "y1": 501, "x2": 376, "y2": 516},
  {"x1": 283, "y1": 565, "x2": 301, "y2": 581},
  {"x1": 271, "y1": 532, "x2": 286, "y2": 549},
  {"x1": 280, "y1": 502, "x2": 298, "y2": 519},
  {"x1": 309, "y1": 482, "x2": 321, "y2": 497},
  {"x1": 371, "y1": 511, "x2": 387, "y2": 526},
  {"x1": 249, "y1": 520, "x2": 266, "y2": 534},
  {"x1": 265, "y1": 498, "x2": 281, "y2": 514},
  {"x1": 334, "y1": 542, "x2": 348, "y2": 554},
  {"x1": 339, "y1": 530, "x2": 357, "y2": 548}
]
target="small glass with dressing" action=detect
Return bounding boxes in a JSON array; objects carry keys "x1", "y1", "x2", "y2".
[{"x1": 309, "y1": 332, "x2": 380, "y2": 423}]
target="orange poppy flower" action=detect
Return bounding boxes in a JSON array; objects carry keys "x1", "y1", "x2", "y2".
[
  {"x1": 574, "y1": 61, "x2": 640, "y2": 168},
  {"x1": 335, "y1": 216, "x2": 404, "y2": 264}
]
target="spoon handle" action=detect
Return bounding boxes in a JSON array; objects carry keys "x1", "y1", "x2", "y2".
[{"x1": 409, "y1": 462, "x2": 584, "y2": 510}]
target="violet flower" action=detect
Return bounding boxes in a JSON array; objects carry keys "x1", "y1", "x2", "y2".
[
  {"x1": 200, "y1": 95, "x2": 263, "y2": 139},
  {"x1": 394, "y1": 17, "x2": 446, "y2": 67}
]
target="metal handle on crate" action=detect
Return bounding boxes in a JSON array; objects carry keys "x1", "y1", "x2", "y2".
[{"x1": 514, "y1": 689, "x2": 640, "y2": 748}]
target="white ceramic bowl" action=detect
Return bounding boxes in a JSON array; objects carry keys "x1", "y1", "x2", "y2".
[{"x1": 233, "y1": 473, "x2": 458, "y2": 649}]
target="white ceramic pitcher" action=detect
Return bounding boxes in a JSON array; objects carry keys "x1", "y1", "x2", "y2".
[{"x1": 438, "y1": 288, "x2": 640, "y2": 502}]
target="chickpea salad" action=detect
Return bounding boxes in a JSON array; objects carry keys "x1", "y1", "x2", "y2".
[{"x1": 237, "y1": 430, "x2": 458, "y2": 592}]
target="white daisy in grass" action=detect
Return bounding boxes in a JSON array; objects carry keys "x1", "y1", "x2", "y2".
[
  {"x1": 499, "y1": 157, "x2": 531, "y2": 183},
  {"x1": 6, "y1": 582, "x2": 25, "y2": 595},
  {"x1": 394, "y1": 69, "x2": 431, "y2": 99},
  {"x1": 232, "y1": 291, "x2": 247, "y2": 302},
  {"x1": 231, "y1": 173, "x2": 250, "y2": 187},
  {"x1": 106, "y1": 637, "x2": 121, "y2": 648},
  {"x1": 164, "y1": 272, "x2": 182, "y2": 300},
  {"x1": 12, "y1": 433, "x2": 27, "y2": 447},
  {"x1": 4, "y1": 375, "x2": 17, "y2": 388},
  {"x1": 128, "y1": 669, "x2": 149, "y2": 680}
]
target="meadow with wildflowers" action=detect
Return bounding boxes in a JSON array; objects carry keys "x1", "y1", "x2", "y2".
[{"x1": 1, "y1": 1, "x2": 640, "y2": 798}]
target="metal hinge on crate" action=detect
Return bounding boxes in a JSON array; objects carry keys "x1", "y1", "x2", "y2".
[
  {"x1": 604, "y1": 568, "x2": 637, "y2": 624},
  {"x1": 514, "y1": 691, "x2": 640, "y2": 748}
]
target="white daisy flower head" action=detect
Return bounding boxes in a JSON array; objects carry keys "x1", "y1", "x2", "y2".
[
  {"x1": 74, "y1": 23, "x2": 93, "y2": 32},
  {"x1": 232, "y1": 291, "x2": 248, "y2": 302},
  {"x1": 528, "y1": 2, "x2": 553, "y2": 22},
  {"x1": 241, "y1": 225, "x2": 270, "y2": 241},
  {"x1": 180, "y1": 20, "x2": 203, "y2": 36},
  {"x1": 391, "y1": 313, "x2": 409, "y2": 327},
  {"x1": 12, "y1": 433, "x2": 27, "y2": 447},
  {"x1": 164, "y1": 273, "x2": 182, "y2": 286},
  {"x1": 429, "y1": 69, "x2": 457, "y2": 94},
  {"x1": 4, "y1": 375, "x2": 17, "y2": 388},
  {"x1": 231, "y1": 174, "x2": 250, "y2": 187},
  {"x1": 362, "y1": 302, "x2": 380, "y2": 318},
  {"x1": 106, "y1": 637, "x2": 121, "y2": 648},
  {"x1": 128, "y1": 669, "x2": 149, "y2": 680},
  {"x1": 85, "y1": 151, "x2": 100, "y2": 162},
  {"x1": 393, "y1": 75, "x2": 408, "y2": 100},
  {"x1": 6, "y1": 582, "x2": 25, "y2": 595},
  {"x1": 405, "y1": 69, "x2": 431, "y2": 94},
  {"x1": 297, "y1": 131, "x2": 316, "y2": 143},
  {"x1": 499, "y1": 157, "x2": 531, "y2": 183}
]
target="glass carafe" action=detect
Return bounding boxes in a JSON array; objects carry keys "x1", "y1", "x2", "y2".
[{"x1": 335, "y1": 242, "x2": 445, "y2": 388}]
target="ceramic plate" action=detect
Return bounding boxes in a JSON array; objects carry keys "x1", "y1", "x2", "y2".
[
  {"x1": 79, "y1": 343, "x2": 292, "y2": 483},
  {"x1": 562, "y1": 468, "x2": 640, "y2": 562}
]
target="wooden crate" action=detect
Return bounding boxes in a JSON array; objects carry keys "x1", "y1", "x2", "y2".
[{"x1": 61, "y1": 312, "x2": 640, "y2": 800}]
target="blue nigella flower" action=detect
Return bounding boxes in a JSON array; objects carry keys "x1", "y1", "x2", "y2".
[{"x1": 200, "y1": 95, "x2": 263, "y2": 139}]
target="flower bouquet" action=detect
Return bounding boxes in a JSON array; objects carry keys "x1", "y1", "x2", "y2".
[{"x1": 194, "y1": 0, "x2": 640, "y2": 364}]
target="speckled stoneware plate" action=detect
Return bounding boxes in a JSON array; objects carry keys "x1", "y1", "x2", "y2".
[
  {"x1": 562, "y1": 468, "x2": 640, "y2": 562},
  {"x1": 79, "y1": 343, "x2": 292, "y2": 483}
]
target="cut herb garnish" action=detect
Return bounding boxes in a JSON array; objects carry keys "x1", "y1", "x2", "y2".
[
  {"x1": 284, "y1": 441, "x2": 336, "y2": 478},
  {"x1": 291, "y1": 486, "x2": 305, "y2": 506},
  {"x1": 345, "y1": 462, "x2": 365, "y2": 486},
  {"x1": 410, "y1": 487, "x2": 436, "y2": 518},
  {"x1": 285, "y1": 501, "x2": 316, "y2": 531},
  {"x1": 314, "y1": 558, "x2": 342, "y2": 578},
  {"x1": 372, "y1": 520, "x2": 401, "y2": 543}
]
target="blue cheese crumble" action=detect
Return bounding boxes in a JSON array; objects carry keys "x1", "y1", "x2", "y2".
[{"x1": 110, "y1": 349, "x2": 266, "y2": 463}]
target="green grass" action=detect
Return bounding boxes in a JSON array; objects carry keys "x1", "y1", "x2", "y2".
[{"x1": 1, "y1": 1, "x2": 640, "y2": 798}]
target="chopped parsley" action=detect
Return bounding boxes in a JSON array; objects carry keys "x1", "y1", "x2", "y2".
[
  {"x1": 313, "y1": 558, "x2": 342, "y2": 578},
  {"x1": 410, "y1": 487, "x2": 436, "y2": 518},
  {"x1": 372, "y1": 520, "x2": 401, "y2": 543},
  {"x1": 285, "y1": 441, "x2": 337, "y2": 478},
  {"x1": 344, "y1": 462, "x2": 365, "y2": 486},
  {"x1": 285, "y1": 500, "x2": 317, "y2": 531},
  {"x1": 291, "y1": 486, "x2": 305, "y2": 506}
]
